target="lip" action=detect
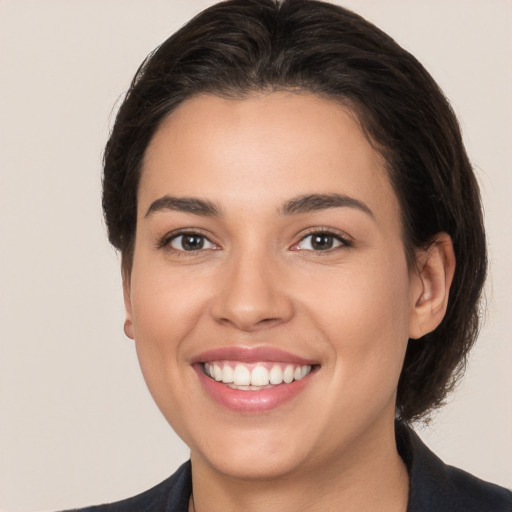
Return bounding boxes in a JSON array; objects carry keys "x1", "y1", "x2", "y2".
[
  {"x1": 191, "y1": 346, "x2": 319, "y2": 413},
  {"x1": 190, "y1": 346, "x2": 317, "y2": 365},
  {"x1": 194, "y1": 365, "x2": 317, "y2": 412}
]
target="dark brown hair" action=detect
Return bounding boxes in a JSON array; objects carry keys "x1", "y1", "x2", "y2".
[{"x1": 102, "y1": 0, "x2": 487, "y2": 421}]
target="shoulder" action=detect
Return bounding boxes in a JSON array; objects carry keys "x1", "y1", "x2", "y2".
[
  {"x1": 396, "y1": 422, "x2": 512, "y2": 512},
  {"x1": 442, "y1": 464, "x2": 512, "y2": 511},
  {"x1": 60, "y1": 461, "x2": 192, "y2": 512}
]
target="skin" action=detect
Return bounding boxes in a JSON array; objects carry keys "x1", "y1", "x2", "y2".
[{"x1": 123, "y1": 92, "x2": 455, "y2": 512}]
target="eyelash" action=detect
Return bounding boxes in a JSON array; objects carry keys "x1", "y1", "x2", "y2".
[
  {"x1": 157, "y1": 228, "x2": 353, "y2": 254},
  {"x1": 157, "y1": 230, "x2": 219, "y2": 254},
  {"x1": 292, "y1": 228, "x2": 353, "y2": 252}
]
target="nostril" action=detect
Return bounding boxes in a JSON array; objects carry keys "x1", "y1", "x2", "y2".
[
  {"x1": 209, "y1": 264, "x2": 295, "y2": 330},
  {"x1": 216, "y1": 314, "x2": 284, "y2": 332}
]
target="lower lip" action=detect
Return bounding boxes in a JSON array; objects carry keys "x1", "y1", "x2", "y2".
[{"x1": 194, "y1": 365, "x2": 315, "y2": 413}]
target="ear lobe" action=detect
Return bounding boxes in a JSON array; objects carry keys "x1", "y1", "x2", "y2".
[
  {"x1": 122, "y1": 270, "x2": 135, "y2": 340},
  {"x1": 409, "y1": 232, "x2": 456, "y2": 340}
]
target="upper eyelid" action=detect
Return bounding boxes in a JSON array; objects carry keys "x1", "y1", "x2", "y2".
[
  {"x1": 171, "y1": 234, "x2": 217, "y2": 251},
  {"x1": 157, "y1": 228, "x2": 217, "y2": 249},
  {"x1": 156, "y1": 226, "x2": 353, "y2": 249},
  {"x1": 296, "y1": 227, "x2": 353, "y2": 244}
]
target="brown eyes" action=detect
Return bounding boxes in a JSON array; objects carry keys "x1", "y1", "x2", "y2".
[
  {"x1": 294, "y1": 233, "x2": 347, "y2": 251},
  {"x1": 162, "y1": 230, "x2": 350, "y2": 253},
  {"x1": 168, "y1": 233, "x2": 219, "y2": 251}
]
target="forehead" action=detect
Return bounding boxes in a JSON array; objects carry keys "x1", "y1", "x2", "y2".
[{"x1": 139, "y1": 92, "x2": 400, "y2": 224}]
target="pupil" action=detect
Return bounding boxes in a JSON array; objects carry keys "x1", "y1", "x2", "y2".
[
  {"x1": 311, "y1": 234, "x2": 333, "y2": 250},
  {"x1": 182, "y1": 235, "x2": 204, "y2": 250}
]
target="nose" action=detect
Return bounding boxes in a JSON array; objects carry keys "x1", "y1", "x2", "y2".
[{"x1": 210, "y1": 250, "x2": 294, "y2": 332}]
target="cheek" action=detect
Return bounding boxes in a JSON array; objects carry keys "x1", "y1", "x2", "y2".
[
  {"x1": 130, "y1": 257, "x2": 211, "y2": 341},
  {"x1": 127, "y1": 259, "x2": 211, "y2": 390},
  {"x1": 304, "y1": 254, "x2": 412, "y2": 389},
  {"x1": 127, "y1": 267, "x2": 215, "y2": 439}
]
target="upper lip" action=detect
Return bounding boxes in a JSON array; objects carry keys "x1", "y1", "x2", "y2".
[{"x1": 190, "y1": 346, "x2": 318, "y2": 366}]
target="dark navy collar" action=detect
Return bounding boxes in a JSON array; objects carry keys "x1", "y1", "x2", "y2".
[{"x1": 396, "y1": 422, "x2": 512, "y2": 512}]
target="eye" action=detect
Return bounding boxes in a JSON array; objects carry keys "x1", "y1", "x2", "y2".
[
  {"x1": 168, "y1": 233, "x2": 218, "y2": 251},
  {"x1": 293, "y1": 231, "x2": 350, "y2": 251}
]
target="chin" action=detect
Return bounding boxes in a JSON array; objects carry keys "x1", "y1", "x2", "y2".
[
  {"x1": 189, "y1": 423, "x2": 316, "y2": 481},
  {"x1": 198, "y1": 449, "x2": 308, "y2": 482}
]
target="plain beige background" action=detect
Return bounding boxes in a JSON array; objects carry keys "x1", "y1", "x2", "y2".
[{"x1": 1, "y1": 1, "x2": 511, "y2": 510}]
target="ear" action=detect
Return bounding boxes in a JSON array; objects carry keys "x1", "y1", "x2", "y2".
[
  {"x1": 409, "y1": 232, "x2": 456, "y2": 340},
  {"x1": 122, "y1": 268, "x2": 135, "y2": 340}
]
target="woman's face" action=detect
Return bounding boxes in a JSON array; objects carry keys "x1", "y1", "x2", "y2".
[{"x1": 125, "y1": 92, "x2": 423, "y2": 479}]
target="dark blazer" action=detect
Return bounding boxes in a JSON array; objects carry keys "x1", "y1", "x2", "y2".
[{"x1": 65, "y1": 423, "x2": 512, "y2": 511}]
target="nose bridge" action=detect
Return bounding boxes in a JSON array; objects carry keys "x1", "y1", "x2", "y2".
[{"x1": 211, "y1": 242, "x2": 293, "y2": 331}]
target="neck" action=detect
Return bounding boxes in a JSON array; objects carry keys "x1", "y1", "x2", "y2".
[{"x1": 189, "y1": 420, "x2": 409, "y2": 512}]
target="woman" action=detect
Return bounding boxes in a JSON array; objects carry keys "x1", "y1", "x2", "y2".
[{"x1": 68, "y1": 0, "x2": 510, "y2": 510}]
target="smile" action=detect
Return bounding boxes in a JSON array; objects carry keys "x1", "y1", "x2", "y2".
[
  {"x1": 192, "y1": 347, "x2": 318, "y2": 412},
  {"x1": 203, "y1": 361, "x2": 312, "y2": 390}
]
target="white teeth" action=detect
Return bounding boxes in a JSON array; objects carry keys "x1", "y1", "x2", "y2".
[
  {"x1": 204, "y1": 362, "x2": 313, "y2": 388},
  {"x1": 283, "y1": 365, "x2": 294, "y2": 383},
  {"x1": 233, "y1": 364, "x2": 251, "y2": 386},
  {"x1": 221, "y1": 364, "x2": 234, "y2": 383},
  {"x1": 251, "y1": 365, "x2": 270, "y2": 386},
  {"x1": 269, "y1": 364, "x2": 284, "y2": 385}
]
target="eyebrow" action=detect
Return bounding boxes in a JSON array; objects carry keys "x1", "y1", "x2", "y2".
[
  {"x1": 281, "y1": 193, "x2": 374, "y2": 218},
  {"x1": 145, "y1": 196, "x2": 221, "y2": 218},
  {"x1": 144, "y1": 193, "x2": 374, "y2": 219}
]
